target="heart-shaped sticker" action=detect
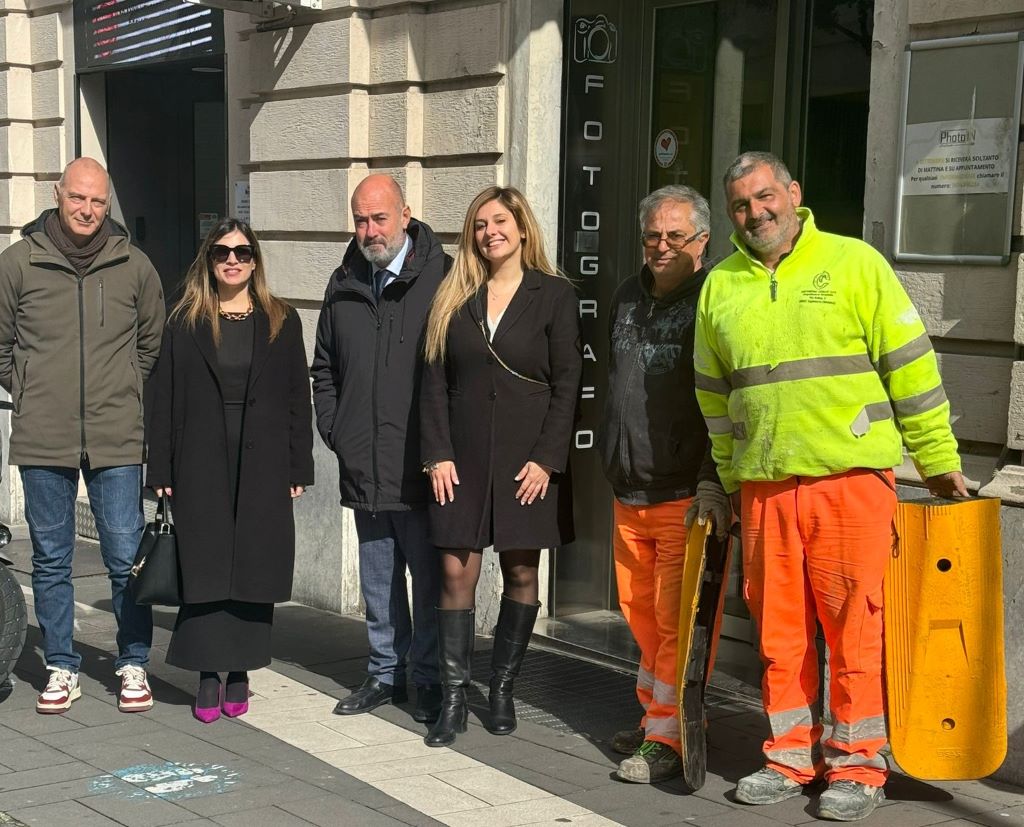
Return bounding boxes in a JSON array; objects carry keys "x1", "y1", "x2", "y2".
[{"x1": 660, "y1": 136, "x2": 672, "y2": 150}]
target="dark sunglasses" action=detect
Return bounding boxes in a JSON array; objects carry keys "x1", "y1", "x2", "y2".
[{"x1": 209, "y1": 244, "x2": 255, "y2": 264}]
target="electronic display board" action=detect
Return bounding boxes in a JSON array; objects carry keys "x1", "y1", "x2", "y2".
[{"x1": 74, "y1": 1, "x2": 224, "y2": 72}]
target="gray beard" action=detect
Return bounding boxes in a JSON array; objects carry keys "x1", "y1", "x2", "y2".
[
  {"x1": 358, "y1": 235, "x2": 406, "y2": 269},
  {"x1": 741, "y1": 213, "x2": 798, "y2": 255}
]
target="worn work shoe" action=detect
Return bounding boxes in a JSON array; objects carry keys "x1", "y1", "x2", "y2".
[
  {"x1": 116, "y1": 665, "x2": 153, "y2": 712},
  {"x1": 610, "y1": 727, "x2": 646, "y2": 755},
  {"x1": 735, "y1": 767, "x2": 804, "y2": 805},
  {"x1": 616, "y1": 740, "x2": 683, "y2": 783},
  {"x1": 816, "y1": 779, "x2": 885, "y2": 821},
  {"x1": 36, "y1": 667, "x2": 81, "y2": 714}
]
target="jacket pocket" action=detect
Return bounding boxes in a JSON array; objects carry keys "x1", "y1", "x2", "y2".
[
  {"x1": 129, "y1": 358, "x2": 142, "y2": 398},
  {"x1": 12, "y1": 353, "x2": 27, "y2": 415}
]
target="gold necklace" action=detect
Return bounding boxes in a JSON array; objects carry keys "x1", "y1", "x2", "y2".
[{"x1": 219, "y1": 300, "x2": 253, "y2": 321}]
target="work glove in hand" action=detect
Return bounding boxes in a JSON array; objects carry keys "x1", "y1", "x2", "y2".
[{"x1": 684, "y1": 480, "x2": 732, "y2": 541}]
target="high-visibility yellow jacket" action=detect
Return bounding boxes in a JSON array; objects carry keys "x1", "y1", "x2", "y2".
[{"x1": 694, "y1": 208, "x2": 961, "y2": 494}]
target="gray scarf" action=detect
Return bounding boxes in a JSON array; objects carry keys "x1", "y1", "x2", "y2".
[{"x1": 44, "y1": 210, "x2": 113, "y2": 275}]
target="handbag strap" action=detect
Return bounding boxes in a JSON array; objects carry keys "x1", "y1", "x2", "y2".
[
  {"x1": 474, "y1": 293, "x2": 549, "y2": 388},
  {"x1": 154, "y1": 494, "x2": 172, "y2": 534}
]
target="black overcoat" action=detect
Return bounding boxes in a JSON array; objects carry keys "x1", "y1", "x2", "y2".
[
  {"x1": 146, "y1": 308, "x2": 314, "y2": 604},
  {"x1": 420, "y1": 270, "x2": 582, "y2": 551}
]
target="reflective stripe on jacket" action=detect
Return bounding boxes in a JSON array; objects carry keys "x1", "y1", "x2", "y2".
[{"x1": 693, "y1": 208, "x2": 960, "y2": 493}]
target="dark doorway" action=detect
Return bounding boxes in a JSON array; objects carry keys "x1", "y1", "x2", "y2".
[{"x1": 104, "y1": 58, "x2": 226, "y2": 300}]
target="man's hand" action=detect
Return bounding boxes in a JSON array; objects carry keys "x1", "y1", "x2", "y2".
[
  {"x1": 925, "y1": 470, "x2": 969, "y2": 498},
  {"x1": 429, "y1": 461, "x2": 459, "y2": 506},
  {"x1": 684, "y1": 480, "x2": 732, "y2": 541}
]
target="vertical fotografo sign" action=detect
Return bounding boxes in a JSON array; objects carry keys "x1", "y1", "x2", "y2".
[
  {"x1": 557, "y1": 1, "x2": 627, "y2": 607},
  {"x1": 564, "y1": 8, "x2": 622, "y2": 452}
]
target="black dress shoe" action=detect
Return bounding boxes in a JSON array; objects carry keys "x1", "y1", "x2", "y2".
[
  {"x1": 333, "y1": 676, "x2": 407, "y2": 715},
  {"x1": 412, "y1": 683, "x2": 442, "y2": 723}
]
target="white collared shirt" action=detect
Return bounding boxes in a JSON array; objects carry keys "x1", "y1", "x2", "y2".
[{"x1": 373, "y1": 233, "x2": 412, "y2": 294}]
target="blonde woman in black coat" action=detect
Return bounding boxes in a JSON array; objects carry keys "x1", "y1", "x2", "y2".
[
  {"x1": 147, "y1": 218, "x2": 314, "y2": 723},
  {"x1": 420, "y1": 186, "x2": 582, "y2": 746}
]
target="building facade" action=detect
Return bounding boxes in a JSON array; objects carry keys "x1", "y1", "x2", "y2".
[{"x1": 0, "y1": 0, "x2": 1021, "y2": 783}]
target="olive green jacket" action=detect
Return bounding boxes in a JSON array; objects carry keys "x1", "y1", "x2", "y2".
[{"x1": 0, "y1": 210, "x2": 165, "y2": 468}]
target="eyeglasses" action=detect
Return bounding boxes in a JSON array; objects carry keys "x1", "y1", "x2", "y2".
[
  {"x1": 640, "y1": 230, "x2": 703, "y2": 249},
  {"x1": 209, "y1": 244, "x2": 255, "y2": 264}
]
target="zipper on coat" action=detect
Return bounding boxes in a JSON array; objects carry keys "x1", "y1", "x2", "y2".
[
  {"x1": 385, "y1": 313, "x2": 394, "y2": 367},
  {"x1": 769, "y1": 272, "x2": 778, "y2": 302},
  {"x1": 98, "y1": 277, "x2": 105, "y2": 326},
  {"x1": 77, "y1": 278, "x2": 88, "y2": 465},
  {"x1": 370, "y1": 311, "x2": 382, "y2": 514}
]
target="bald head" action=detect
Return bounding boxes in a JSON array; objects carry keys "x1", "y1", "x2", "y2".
[
  {"x1": 54, "y1": 157, "x2": 111, "y2": 247},
  {"x1": 352, "y1": 173, "x2": 405, "y2": 213},
  {"x1": 351, "y1": 174, "x2": 411, "y2": 269},
  {"x1": 58, "y1": 157, "x2": 109, "y2": 192}
]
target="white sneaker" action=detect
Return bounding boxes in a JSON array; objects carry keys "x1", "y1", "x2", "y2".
[
  {"x1": 115, "y1": 665, "x2": 153, "y2": 712},
  {"x1": 36, "y1": 667, "x2": 81, "y2": 714}
]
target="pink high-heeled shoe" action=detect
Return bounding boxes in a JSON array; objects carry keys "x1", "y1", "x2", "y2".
[
  {"x1": 193, "y1": 685, "x2": 222, "y2": 724},
  {"x1": 221, "y1": 681, "x2": 249, "y2": 718}
]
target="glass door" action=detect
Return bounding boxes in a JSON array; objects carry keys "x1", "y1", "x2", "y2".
[{"x1": 552, "y1": 0, "x2": 873, "y2": 681}]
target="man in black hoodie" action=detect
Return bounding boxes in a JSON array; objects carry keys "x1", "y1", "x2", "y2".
[
  {"x1": 311, "y1": 174, "x2": 451, "y2": 722},
  {"x1": 600, "y1": 185, "x2": 731, "y2": 783}
]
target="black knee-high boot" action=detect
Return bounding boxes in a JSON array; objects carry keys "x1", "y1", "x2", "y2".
[
  {"x1": 486, "y1": 595, "x2": 540, "y2": 736},
  {"x1": 424, "y1": 608, "x2": 475, "y2": 748}
]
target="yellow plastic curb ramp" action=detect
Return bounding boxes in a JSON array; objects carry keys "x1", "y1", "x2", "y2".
[
  {"x1": 885, "y1": 496, "x2": 1006, "y2": 780},
  {"x1": 676, "y1": 519, "x2": 731, "y2": 792}
]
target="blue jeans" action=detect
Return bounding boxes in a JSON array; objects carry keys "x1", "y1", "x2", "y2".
[
  {"x1": 354, "y1": 509, "x2": 440, "y2": 686},
  {"x1": 21, "y1": 465, "x2": 152, "y2": 672}
]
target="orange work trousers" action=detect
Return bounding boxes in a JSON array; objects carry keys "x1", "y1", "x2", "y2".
[
  {"x1": 613, "y1": 497, "x2": 691, "y2": 754},
  {"x1": 741, "y1": 469, "x2": 896, "y2": 787}
]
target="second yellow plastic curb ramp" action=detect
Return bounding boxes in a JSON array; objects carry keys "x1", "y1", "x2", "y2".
[{"x1": 885, "y1": 496, "x2": 1006, "y2": 780}]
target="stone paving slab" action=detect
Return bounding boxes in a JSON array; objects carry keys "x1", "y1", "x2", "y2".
[{"x1": 2, "y1": 551, "x2": 1023, "y2": 827}]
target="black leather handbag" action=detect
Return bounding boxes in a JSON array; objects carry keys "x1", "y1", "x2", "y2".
[{"x1": 129, "y1": 495, "x2": 181, "y2": 606}]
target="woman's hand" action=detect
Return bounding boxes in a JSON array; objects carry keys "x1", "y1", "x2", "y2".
[
  {"x1": 430, "y1": 461, "x2": 459, "y2": 506},
  {"x1": 514, "y1": 461, "x2": 550, "y2": 505},
  {"x1": 154, "y1": 486, "x2": 173, "y2": 497},
  {"x1": 290, "y1": 485, "x2": 305, "y2": 499}
]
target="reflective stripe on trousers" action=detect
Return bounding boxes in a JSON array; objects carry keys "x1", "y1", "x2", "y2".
[
  {"x1": 613, "y1": 497, "x2": 691, "y2": 754},
  {"x1": 740, "y1": 470, "x2": 896, "y2": 786}
]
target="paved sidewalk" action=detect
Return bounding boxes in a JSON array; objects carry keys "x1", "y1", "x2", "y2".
[{"x1": 0, "y1": 531, "x2": 1022, "y2": 826}]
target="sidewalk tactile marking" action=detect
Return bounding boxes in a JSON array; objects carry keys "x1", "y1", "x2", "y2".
[{"x1": 244, "y1": 668, "x2": 624, "y2": 826}]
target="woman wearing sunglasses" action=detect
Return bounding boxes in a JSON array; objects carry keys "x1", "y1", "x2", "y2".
[
  {"x1": 419, "y1": 186, "x2": 582, "y2": 746},
  {"x1": 147, "y1": 218, "x2": 313, "y2": 722}
]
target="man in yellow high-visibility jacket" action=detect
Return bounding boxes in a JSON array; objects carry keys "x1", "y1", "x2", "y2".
[{"x1": 694, "y1": 152, "x2": 965, "y2": 822}]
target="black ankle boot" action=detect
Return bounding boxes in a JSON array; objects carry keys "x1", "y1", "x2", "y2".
[
  {"x1": 486, "y1": 596, "x2": 540, "y2": 736},
  {"x1": 425, "y1": 608, "x2": 475, "y2": 748}
]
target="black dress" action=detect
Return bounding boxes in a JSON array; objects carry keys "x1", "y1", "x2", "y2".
[
  {"x1": 420, "y1": 271, "x2": 582, "y2": 551},
  {"x1": 165, "y1": 313, "x2": 274, "y2": 672}
]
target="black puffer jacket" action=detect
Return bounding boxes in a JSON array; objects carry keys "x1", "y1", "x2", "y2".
[
  {"x1": 599, "y1": 265, "x2": 718, "y2": 505},
  {"x1": 311, "y1": 219, "x2": 451, "y2": 511}
]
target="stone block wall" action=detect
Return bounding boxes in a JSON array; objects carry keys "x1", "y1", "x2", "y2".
[{"x1": 0, "y1": 0, "x2": 71, "y2": 523}]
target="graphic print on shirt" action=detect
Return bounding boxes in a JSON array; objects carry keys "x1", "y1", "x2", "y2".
[{"x1": 612, "y1": 298, "x2": 696, "y2": 376}]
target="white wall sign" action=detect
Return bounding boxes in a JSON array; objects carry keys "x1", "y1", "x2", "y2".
[
  {"x1": 894, "y1": 33, "x2": 1024, "y2": 264},
  {"x1": 903, "y1": 117, "x2": 1015, "y2": 196},
  {"x1": 234, "y1": 180, "x2": 250, "y2": 223}
]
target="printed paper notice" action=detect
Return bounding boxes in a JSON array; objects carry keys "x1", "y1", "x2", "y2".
[
  {"x1": 234, "y1": 180, "x2": 251, "y2": 223},
  {"x1": 903, "y1": 117, "x2": 1015, "y2": 196}
]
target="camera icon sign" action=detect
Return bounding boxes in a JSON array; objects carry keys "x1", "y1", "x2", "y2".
[{"x1": 574, "y1": 15, "x2": 619, "y2": 64}]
